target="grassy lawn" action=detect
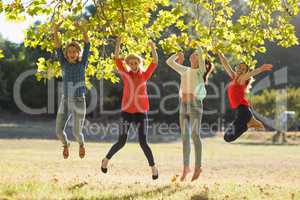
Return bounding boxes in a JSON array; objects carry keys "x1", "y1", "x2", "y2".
[{"x1": 0, "y1": 137, "x2": 300, "y2": 200}]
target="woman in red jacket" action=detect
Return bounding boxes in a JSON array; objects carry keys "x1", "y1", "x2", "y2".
[
  {"x1": 217, "y1": 51, "x2": 273, "y2": 142},
  {"x1": 101, "y1": 37, "x2": 159, "y2": 180}
]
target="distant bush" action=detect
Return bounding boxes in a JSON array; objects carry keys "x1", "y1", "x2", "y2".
[{"x1": 251, "y1": 87, "x2": 300, "y2": 119}]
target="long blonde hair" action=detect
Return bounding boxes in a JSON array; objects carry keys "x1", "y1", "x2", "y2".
[{"x1": 195, "y1": 47, "x2": 205, "y2": 69}]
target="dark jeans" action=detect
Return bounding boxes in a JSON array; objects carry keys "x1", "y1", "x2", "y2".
[
  {"x1": 224, "y1": 105, "x2": 253, "y2": 142},
  {"x1": 105, "y1": 112, "x2": 155, "y2": 166}
]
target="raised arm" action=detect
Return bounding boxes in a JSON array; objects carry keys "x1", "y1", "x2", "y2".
[
  {"x1": 52, "y1": 20, "x2": 66, "y2": 64},
  {"x1": 238, "y1": 64, "x2": 273, "y2": 84},
  {"x1": 143, "y1": 41, "x2": 158, "y2": 80},
  {"x1": 166, "y1": 52, "x2": 188, "y2": 75},
  {"x1": 216, "y1": 51, "x2": 236, "y2": 79},
  {"x1": 114, "y1": 37, "x2": 121, "y2": 60},
  {"x1": 113, "y1": 37, "x2": 126, "y2": 73},
  {"x1": 74, "y1": 21, "x2": 90, "y2": 66},
  {"x1": 204, "y1": 60, "x2": 215, "y2": 84},
  {"x1": 52, "y1": 20, "x2": 63, "y2": 49},
  {"x1": 175, "y1": 52, "x2": 184, "y2": 65},
  {"x1": 149, "y1": 41, "x2": 158, "y2": 64},
  {"x1": 74, "y1": 21, "x2": 89, "y2": 43}
]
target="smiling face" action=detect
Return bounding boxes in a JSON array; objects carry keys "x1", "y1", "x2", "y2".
[
  {"x1": 126, "y1": 58, "x2": 140, "y2": 72},
  {"x1": 235, "y1": 63, "x2": 249, "y2": 76},
  {"x1": 66, "y1": 45, "x2": 80, "y2": 63},
  {"x1": 189, "y1": 52, "x2": 199, "y2": 69},
  {"x1": 125, "y1": 54, "x2": 142, "y2": 72}
]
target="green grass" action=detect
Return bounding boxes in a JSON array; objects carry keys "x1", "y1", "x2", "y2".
[{"x1": 0, "y1": 137, "x2": 300, "y2": 200}]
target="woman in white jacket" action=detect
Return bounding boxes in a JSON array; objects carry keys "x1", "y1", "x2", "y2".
[{"x1": 166, "y1": 49, "x2": 214, "y2": 181}]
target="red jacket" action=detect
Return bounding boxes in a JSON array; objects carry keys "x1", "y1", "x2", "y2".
[{"x1": 116, "y1": 58, "x2": 157, "y2": 113}]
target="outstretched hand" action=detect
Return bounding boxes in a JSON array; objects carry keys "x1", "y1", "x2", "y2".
[
  {"x1": 116, "y1": 36, "x2": 122, "y2": 45},
  {"x1": 52, "y1": 20, "x2": 63, "y2": 32},
  {"x1": 74, "y1": 21, "x2": 87, "y2": 32},
  {"x1": 176, "y1": 52, "x2": 184, "y2": 64},
  {"x1": 74, "y1": 20, "x2": 89, "y2": 42},
  {"x1": 211, "y1": 37, "x2": 220, "y2": 54},
  {"x1": 148, "y1": 40, "x2": 158, "y2": 64},
  {"x1": 148, "y1": 40, "x2": 156, "y2": 49},
  {"x1": 260, "y1": 64, "x2": 273, "y2": 72},
  {"x1": 73, "y1": 21, "x2": 80, "y2": 28},
  {"x1": 52, "y1": 19, "x2": 64, "y2": 48}
]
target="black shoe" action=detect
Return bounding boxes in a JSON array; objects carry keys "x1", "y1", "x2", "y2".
[
  {"x1": 101, "y1": 167, "x2": 108, "y2": 174},
  {"x1": 101, "y1": 159, "x2": 108, "y2": 174},
  {"x1": 152, "y1": 168, "x2": 159, "y2": 180},
  {"x1": 152, "y1": 174, "x2": 159, "y2": 180}
]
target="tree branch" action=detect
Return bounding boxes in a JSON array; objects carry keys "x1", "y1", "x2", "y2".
[
  {"x1": 93, "y1": 0, "x2": 115, "y2": 34},
  {"x1": 50, "y1": 1, "x2": 63, "y2": 22},
  {"x1": 119, "y1": 0, "x2": 126, "y2": 30}
]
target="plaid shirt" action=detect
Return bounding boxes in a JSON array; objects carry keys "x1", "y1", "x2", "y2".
[{"x1": 56, "y1": 42, "x2": 90, "y2": 97}]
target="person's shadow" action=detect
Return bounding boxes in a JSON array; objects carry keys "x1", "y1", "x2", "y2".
[
  {"x1": 190, "y1": 194, "x2": 209, "y2": 200},
  {"x1": 91, "y1": 185, "x2": 193, "y2": 200},
  {"x1": 232, "y1": 141, "x2": 299, "y2": 146}
]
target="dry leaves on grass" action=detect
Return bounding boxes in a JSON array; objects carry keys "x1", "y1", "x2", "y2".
[
  {"x1": 68, "y1": 181, "x2": 88, "y2": 191},
  {"x1": 171, "y1": 175, "x2": 179, "y2": 183}
]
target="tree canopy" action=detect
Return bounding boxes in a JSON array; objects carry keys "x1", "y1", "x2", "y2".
[{"x1": 1, "y1": 0, "x2": 299, "y2": 86}]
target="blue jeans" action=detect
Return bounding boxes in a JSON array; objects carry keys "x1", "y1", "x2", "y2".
[
  {"x1": 179, "y1": 99, "x2": 203, "y2": 167},
  {"x1": 56, "y1": 96, "x2": 86, "y2": 145}
]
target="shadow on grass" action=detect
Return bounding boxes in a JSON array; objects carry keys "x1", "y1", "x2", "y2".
[
  {"x1": 1, "y1": 187, "x2": 18, "y2": 199},
  {"x1": 69, "y1": 184, "x2": 193, "y2": 200},
  {"x1": 232, "y1": 141, "x2": 299, "y2": 146},
  {"x1": 190, "y1": 193, "x2": 209, "y2": 200},
  {"x1": 68, "y1": 181, "x2": 88, "y2": 191}
]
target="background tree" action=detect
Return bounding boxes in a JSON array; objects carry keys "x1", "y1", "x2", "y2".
[
  {"x1": 251, "y1": 88, "x2": 300, "y2": 119},
  {"x1": 0, "y1": 0, "x2": 299, "y2": 128},
  {"x1": 1, "y1": 0, "x2": 299, "y2": 81},
  {"x1": 161, "y1": 0, "x2": 299, "y2": 67},
  {"x1": 0, "y1": 34, "x2": 49, "y2": 113},
  {"x1": 2, "y1": 0, "x2": 181, "y2": 87}
]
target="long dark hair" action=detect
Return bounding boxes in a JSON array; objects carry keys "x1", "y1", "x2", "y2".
[
  {"x1": 203, "y1": 59, "x2": 214, "y2": 84},
  {"x1": 234, "y1": 63, "x2": 254, "y2": 91}
]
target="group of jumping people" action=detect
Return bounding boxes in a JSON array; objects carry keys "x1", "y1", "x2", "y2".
[{"x1": 52, "y1": 20, "x2": 273, "y2": 182}]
